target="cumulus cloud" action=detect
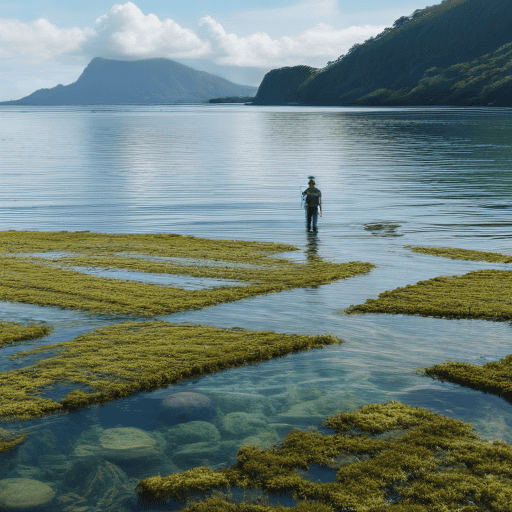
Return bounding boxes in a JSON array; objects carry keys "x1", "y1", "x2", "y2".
[
  {"x1": 0, "y1": 1, "x2": 385, "y2": 68},
  {"x1": 0, "y1": 18, "x2": 89, "y2": 61},
  {"x1": 83, "y1": 2, "x2": 210, "y2": 59},
  {"x1": 199, "y1": 16, "x2": 385, "y2": 68}
]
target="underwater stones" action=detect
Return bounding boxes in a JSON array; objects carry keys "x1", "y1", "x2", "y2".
[
  {"x1": 206, "y1": 391, "x2": 272, "y2": 416},
  {"x1": 277, "y1": 392, "x2": 362, "y2": 421},
  {"x1": 161, "y1": 392, "x2": 215, "y2": 424},
  {"x1": 269, "y1": 386, "x2": 324, "y2": 411},
  {"x1": 71, "y1": 444, "x2": 102, "y2": 458},
  {"x1": 219, "y1": 412, "x2": 268, "y2": 439},
  {"x1": 239, "y1": 430, "x2": 279, "y2": 451},
  {"x1": 99, "y1": 427, "x2": 161, "y2": 461},
  {"x1": 164, "y1": 421, "x2": 221, "y2": 447},
  {"x1": 0, "y1": 478, "x2": 55, "y2": 511},
  {"x1": 172, "y1": 441, "x2": 222, "y2": 467}
]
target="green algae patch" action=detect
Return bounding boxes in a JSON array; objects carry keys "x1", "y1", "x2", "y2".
[
  {"x1": 0, "y1": 321, "x2": 342, "y2": 422},
  {"x1": 424, "y1": 354, "x2": 512, "y2": 402},
  {"x1": 137, "y1": 401, "x2": 512, "y2": 511},
  {"x1": 0, "y1": 230, "x2": 297, "y2": 262},
  {"x1": 0, "y1": 428, "x2": 27, "y2": 454},
  {"x1": 0, "y1": 231, "x2": 374, "y2": 317},
  {"x1": 345, "y1": 269, "x2": 512, "y2": 321},
  {"x1": 364, "y1": 223, "x2": 402, "y2": 237},
  {"x1": 407, "y1": 246, "x2": 512, "y2": 263},
  {"x1": 0, "y1": 321, "x2": 53, "y2": 348}
]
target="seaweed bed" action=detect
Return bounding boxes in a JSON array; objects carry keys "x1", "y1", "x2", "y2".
[
  {"x1": 0, "y1": 321, "x2": 341, "y2": 424},
  {"x1": 345, "y1": 269, "x2": 512, "y2": 321},
  {"x1": 345, "y1": 246, "x2": 512, "y2": 321},
  {"x1": 0, "y1": 231, "x2": 374, "y2": 317},
  {"x1": 136, "y1": 401, "x2": 512, "y2": 511},
  {"x1": 344, "y1": 246, "x2": 512, "y2": 321},
  {"x1": 407, "y1": 246, "x2": 512, "y2": 264},
  {"x1": 0, "y1": 320, "x2": 53, "y2": 348},
  {"x1": 4, "y1": 235, "x2": 512, "y2": 510},
  {"x1": 424, "y1": 354, "x2": 512, "y2": 403}
]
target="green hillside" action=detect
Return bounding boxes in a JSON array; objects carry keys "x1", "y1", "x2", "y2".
[{"x1": 253, "y1": 0, "x2": 512, "y2": 106}]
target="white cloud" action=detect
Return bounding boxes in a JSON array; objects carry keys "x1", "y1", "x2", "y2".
[
  {"x1": 0, "y1": 17, "x2": 89, "y2": 61},
  {"x1": 83, "y1": 2, "x2": 211, "y2": 59},
  {"x1": 199, "y1": 16, "x2": 385, "y2": 68},
  {"x1": 0, "y1": 1, "x2": 388, "y2": 99},
  {"x1": 0, "y1": 2, "x2": 385, "y2": 67}
]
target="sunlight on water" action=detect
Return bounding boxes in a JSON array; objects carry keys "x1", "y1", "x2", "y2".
[{"x1": 1, "y1": 105, "x2": 512, "y2": 511}]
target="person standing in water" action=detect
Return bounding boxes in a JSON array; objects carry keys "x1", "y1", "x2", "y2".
[{"x1": 302, "y1": 177, "x2": 322, "y2": 231}]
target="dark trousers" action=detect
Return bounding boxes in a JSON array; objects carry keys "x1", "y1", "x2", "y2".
[{"x1": 306, "y1": 206, "x2": 318, "y2": 230}]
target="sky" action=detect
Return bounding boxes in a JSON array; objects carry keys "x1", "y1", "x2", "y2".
[{"x1": 0, "y1": 0, "x2": 434, "y2": 101}]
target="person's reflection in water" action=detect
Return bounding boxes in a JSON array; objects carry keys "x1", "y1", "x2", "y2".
[{"x1": 305, "y1": 231, "x2": 320, "y2": 263}]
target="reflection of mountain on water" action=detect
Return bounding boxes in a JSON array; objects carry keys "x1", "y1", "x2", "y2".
[{"x1": 1, "y1": 57, "x2": 257, "y2": 105}]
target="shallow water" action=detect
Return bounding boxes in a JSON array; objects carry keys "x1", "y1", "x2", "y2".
[{"x1": 1, "y1": 105, "x2": 512, "y2": 511}]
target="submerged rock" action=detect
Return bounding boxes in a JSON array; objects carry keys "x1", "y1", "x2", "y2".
[
  {"x1": 99, "y1": 427, "x2": 162, "y2": 461},
  {"x1": 160, "y1": 392, "x2": 215, "y2": 424},
  {"x1": 239, "y1": 430, "x2": 279, "y2": 450},
  {"x1": 205, "y1": 390, "x2": 273, "y2": 415},
  {"x1": 172, "y1": 441, "x2": 221, "y2": 467},
  {"x1": 277, "y1": 392, "x2": 363, "y2": 421},
  {"x1": 0, "y1": 478, "x2": 55, "y2": 511},
  {"x1": 164, "y1": 420, "x2": 221, "y2": 447},
  {"x1": 219, "y1": 412, "x2": 268, "y2": 439}
]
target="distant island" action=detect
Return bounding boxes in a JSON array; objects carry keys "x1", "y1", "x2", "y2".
[
  {"x1": 0, "y1": 58, "x2": 257, "y2": 106},
  {"x1": 252, "y1": 0, "x2": 512, "y2": 106}
]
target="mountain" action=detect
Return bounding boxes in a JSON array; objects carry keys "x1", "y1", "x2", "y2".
[
  {"x1": 2, "y1": 58, "x2": 258, "y2": 105},
  {"x1": 253, "y1": 0, "x2": 512, "y2": 106}
]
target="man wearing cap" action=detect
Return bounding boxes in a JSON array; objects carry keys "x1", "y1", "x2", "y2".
[{"x1": 302, "y1": 178, "x2": 322, "y2": 231}]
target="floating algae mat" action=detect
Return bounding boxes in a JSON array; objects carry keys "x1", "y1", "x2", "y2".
[
  {"x1": 0, "y1": 320, "x2": 341, "y2": 422},
  {"x1": 363, "y1": 222, "x2": 402, "y2": 237},
  {"x1": 136, "y1": 401, "x2": 512, "y2": 511},
  {"x1": 424, "y1": 354, "x2": 512, "y2": 403},
  {"x1": 0, "y1": 321, "x2": 53, "y2": 348},
  {"x1": 0, "y1": 231, "x2": 374, "y2": 317},
  {"x1": 407, "y1": 246, "x2": 512, "y2": 264},
  {"x1": 345, "y1": 269, "x2": 512, "y2": 321}
]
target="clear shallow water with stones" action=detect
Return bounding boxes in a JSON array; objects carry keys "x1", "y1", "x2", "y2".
[{"x1": 1, "y1": 105, "x2": 512, "y2": 510}]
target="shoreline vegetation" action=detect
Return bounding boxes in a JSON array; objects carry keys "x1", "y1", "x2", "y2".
[
  {"x1": 252, "y1": 0, "x2": 512, "y2": 107},
  {"x1": 136, "y1": 401, "x2": 512, "y2": 511},
  {"x1": 0, "y1": 231, "x2": 374, "y2": 317},
  {"x1": 208, "y1": 97, "x2": 255, "y2": 103}
]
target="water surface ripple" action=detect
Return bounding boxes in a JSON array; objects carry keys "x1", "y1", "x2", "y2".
[{"x1": 1, "y1": 105, "x2": 512, "y2": 511}]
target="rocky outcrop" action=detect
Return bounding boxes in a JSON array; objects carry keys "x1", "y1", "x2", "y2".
[{"x1": 252, "y1": 65, "x2": 318, "y2": 105}]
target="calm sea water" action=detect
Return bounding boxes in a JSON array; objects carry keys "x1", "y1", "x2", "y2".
[{"x1": 1, "y1": 105, "x2": 512, "y2": 510}]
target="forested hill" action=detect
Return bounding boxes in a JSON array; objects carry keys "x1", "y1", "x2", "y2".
[
  {"x1": 252, "y1": 0, "x2": 512, "y2": 106},
  {"x1": 1, "y1": 58, "x2": 257, "y2": 105}
]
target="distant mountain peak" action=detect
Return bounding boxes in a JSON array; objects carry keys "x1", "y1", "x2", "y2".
[{"x1": 2, "y1": 57, "x2": 257, "y2": 105}]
